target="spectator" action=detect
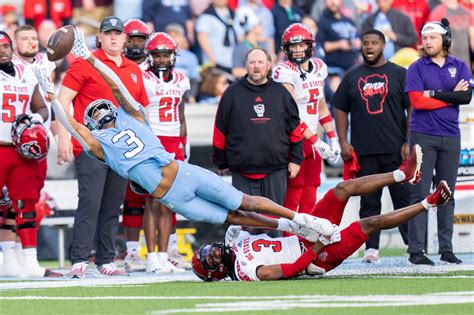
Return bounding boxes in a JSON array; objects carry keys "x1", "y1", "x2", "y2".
[
  {"x1": 272, "y1": 0, "x2": 304, "y2": 55},
  {"x1": 142, "y1": 0, "x2": 194, "y2": 44},
  {"x1": 114, "y1": 0, "x2": 143, "y2": 21},
  {"x1": 165, "y1": 23, "x2": 200, "y2": 104},
  {"x1": 213, "y1": 47, "x2": 303, "y2": 235},
  {"x1": 301, "y1": 15, "x2": 324, "y2": 58},
  {"x1": 333, "y1": 29, "x2": 412, "y2": 263},
  {"x1": 198, "y1": 67, "x2": 231, "y2": 104},
  {"x1": 72, "y1": 0, "x2": 114, "y2": 36},
  {"x1": 316, "y1": 0, "x2": 361, "y2": 97},
  {"x1": 361, "y1": 0, "x2": 418, "y2": 60},
  {"x1": 0, "y1": 4, "x2": 18, "y2": 39},
  {"x1": 232, "y1": 6, "x2": 264, "y2": 78},
  {"x1": 405, "y1": 20, "x2": 471, "y2": 265},
  {"x1": 196, "y1": 0, "x2": 242, "y2": 74},
  {"x1": 37, "y1": 20, "x2": 58, "y2": 53},
  {"x1": 238, "y1": 0, "x2": 276, "y2": 56},
  {"x1": 429, "y1": 0, "x2": 474, "y2": 71},
  {"x1": 24, "y1": 0, "x2": 72, "y2": 29},
  {"x1": 56, "y1": 16, "x2": 149, "y2": 278},
  {"x1": 310, "y1": 0, "x2": 376, "y2": 29},
  {"x1": 392, "y1": 0, "x2": 430, "y2": 44}
]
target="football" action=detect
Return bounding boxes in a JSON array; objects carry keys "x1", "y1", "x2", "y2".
[{"x1": 46, "y1": 25, "x2": 75, "y2": 61}]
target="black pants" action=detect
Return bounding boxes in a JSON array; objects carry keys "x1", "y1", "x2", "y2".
[
  {"x1": 231, "y1": 169, "x2": 287, "y2": 237},
  {"x1": 408, "y1": 132, "x2": 460, "y2": 254},
  {"x1": 357, "y1": 153, "x2": 410, "y2": 250},
  {"x1": 71, "y1": 152, "x2": 127, "y2": 265}
]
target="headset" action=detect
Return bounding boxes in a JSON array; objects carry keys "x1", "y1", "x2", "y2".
[{"x1": 420, "y1": 18, "x2": 451, "y2": 50}]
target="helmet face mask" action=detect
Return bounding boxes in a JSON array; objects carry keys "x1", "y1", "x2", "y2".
[
  {"x1": 10, "y1": 114, "x2": 49, "y2": 160},
  {"x1": 191, "y1": 243, "x2": 230, "y2": 281},
  {"x1": 84, "y1": 99, "x2": 117, "y2": 131},
  {"x1": 146, "y1": 32, "x2": 178, "y2": 76},
  {"x1": 282, "y1": 23, "x2": 315, "y2": 64}
]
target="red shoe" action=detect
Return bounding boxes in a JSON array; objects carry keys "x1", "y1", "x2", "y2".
[
  {"x1": 400, "y1": 145, "x2": 423, "y2": 184},
  {"x1": 426, "y1": 180, "x2": 451, "y2": 207}
]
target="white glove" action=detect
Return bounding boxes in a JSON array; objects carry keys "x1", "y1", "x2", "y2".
[
  {"x1": 318, "y1": 225, "x2": 341, "y2": 246},
  {"x1": 313, "y1": 138, "x2": 337, "y2": 161},
  {"x1": 225, "y1": 225, "x2": 242, "y2": 246},
  {"x1": 71, "y1": 27, "x2": 91, "y2": 59},
  {"x1": 31, "y1": 65, "x2": 54, "y2": 95},
  {"x1": 329, "y1": 137, "x2": 341, "y2": 162},
  {"x1": 30, "y1": 113, "x2": 44, "y2": 124}
]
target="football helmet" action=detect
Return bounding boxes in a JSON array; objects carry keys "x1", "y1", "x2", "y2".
[
  {"x1": 124, "y1": 19, "x2": 150, "y2": 60},
  {"x1": 191, "y1": 243, "x2": 231, "y2": 281},
  {"x1": 281, "y1": 23, "x2": 315, "y2": 64},
  {"x1": 84, "y1": 99, "x2": 117, "y2": 131},
  {"x1": 146, "y1": 32, "x2": 178, "y2": 75},
  {"x1": 11, "y1": 114, "x2": 49, "y2": 160}
]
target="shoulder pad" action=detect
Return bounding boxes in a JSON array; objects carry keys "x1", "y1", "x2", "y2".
[{"x1": 272, "y1": 61, "x2": 298, "y2": 85}]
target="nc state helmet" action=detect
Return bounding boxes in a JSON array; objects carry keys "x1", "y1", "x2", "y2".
[
  {"x1": 11, "y1": 114, "x2": 49, "y2": 160},
  {"x1": 146, "y1": 32, "x2": 178, "y2": 72},
  {"x1": 191, "y1": 243, "x2": 230, "y2": 281},
  {"x1": 124, "y1": 19, "x2": 150, "y2": 37},
  {"x1": 281, "y1": 23, "x2": 315, "y2": 64}
]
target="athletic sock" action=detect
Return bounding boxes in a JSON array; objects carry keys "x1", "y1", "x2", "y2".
[
  {"x1": 126, "y1": 241, "x2": 140, "y2": 253},
  {"x1": 393, "y1": 169, "x2": 406, "y2": 182}
]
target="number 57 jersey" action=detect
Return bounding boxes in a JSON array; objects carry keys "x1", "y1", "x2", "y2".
[
  {"x1": 272, "y1": 58, "x2": 327, "y2": 134},
  {"x1": 142, "y1": 70, "x2": 190, "y2": 137},
  {"x1": 231, "y1": 233, "x2": 303, "y2": 281}
]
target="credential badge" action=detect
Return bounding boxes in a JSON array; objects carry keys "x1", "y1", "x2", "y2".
[{"x1": 448, "y1": 67, "x2": 457, "y2": 78}]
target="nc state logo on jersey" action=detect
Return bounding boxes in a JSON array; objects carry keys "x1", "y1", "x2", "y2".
[
  {"x1": 254, "y1": 103, "x2": 265, "y2": 117},
  {"x1": 358, "y1": 74, "x2": 389, "y2": 115},
  {"x1": 131, "y1": 73, "x2": 138, "y2": 83}
]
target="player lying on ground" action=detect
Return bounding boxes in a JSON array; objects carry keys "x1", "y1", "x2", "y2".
[
  {"x1": 32, "y1": 28, "x2": 339, "y2": 240},
  {"x1": 192, "y1": 150, "x2": 452, "y2": 281}
]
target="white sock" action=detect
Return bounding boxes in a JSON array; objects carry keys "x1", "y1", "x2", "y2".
[
  {"x1": 126, "y1": 241, "x2": 139, "y2": 253},
  {"x1": 15, "y1": 242, "x2": 22, "y2": 251},
  {"x1": 168, "y1": 233, "x2": 177, "y2": 253},
  {"x1": 23, "y1": 248, "x2": 37, "y2": 257},
  {"x1": 1, "y1": 241, "x2": 15, "y2": 252},
  {"x1": 393, "y1": 169, "x2": 406, "y2": 182},
  {"x1": 276, "y1": 218, "x2": 298, "y2": 231},
  {"x1": 421, "y1": 198, "x2": 430, "y2": 210},
  {"x1": 157, "y1": 252, "x2": 169, "y2": 263},
  {"x1": 147, "y1": 252, "x2": 158, "y2": 264}
]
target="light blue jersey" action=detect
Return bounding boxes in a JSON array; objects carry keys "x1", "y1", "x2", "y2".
[{"x1": 92, "y1": 106, "x2": 174, "y2": 182}]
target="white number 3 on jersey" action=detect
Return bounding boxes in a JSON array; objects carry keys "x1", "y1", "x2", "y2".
[{"x1": 112, "y1": 129, "x2": 145, "y2": 158}]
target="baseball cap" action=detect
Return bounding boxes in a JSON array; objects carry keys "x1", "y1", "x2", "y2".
[
  {"x1": 421, "y1": 22, "x2": 447, "y2": 36},
  {"x1": 100, "y1": 16, "x2": 124, "y2": 32}
]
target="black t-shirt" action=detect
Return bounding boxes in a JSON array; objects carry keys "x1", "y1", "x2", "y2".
[{"x1": 332, "y1": 62, "x2": 409, "y2": 156}]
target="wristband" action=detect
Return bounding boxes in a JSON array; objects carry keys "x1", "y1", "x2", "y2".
[
  {"x1": 327, "y1": 131, "x2": 336, "y2": 139},
  {"x1": 429, "y1": 90, "x2": 435, "y2": 98},
  {"x1": 319, "y1": 114, "x2": 333, "y2": 125},
  {"x1": 308, "y1": 135, "x2": 318, "y2": 144}
]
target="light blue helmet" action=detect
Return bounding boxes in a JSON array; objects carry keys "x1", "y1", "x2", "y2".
[{"x1": 84, "y1": 99, "x2": 117, "y2": 130}]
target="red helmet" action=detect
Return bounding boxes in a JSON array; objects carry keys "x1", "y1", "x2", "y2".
[
  {"x1": 146, "y1": 32, "x2": 178, "y2": 73},
  {"x1": 124, "y1": 19, "x2": 150, "y2": 38},
  {"x1": 281, "y1": 23, "x2": 315, "y2": 64},
  {"x1": 11, "y1": 114, "x2": 49, "y2": 160},
  {"x1": 191, "y1": 243, "x2": 230, "y2": 281}
]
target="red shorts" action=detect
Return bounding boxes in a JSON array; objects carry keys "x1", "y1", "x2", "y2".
[
  {"x1": 0, "y1": 146, "x2": 42, "y2": 201},
  {"x1": 288, "y1": 140, "x2": 321, "y2": 188},
  {"x1": 37, "y1": 158, "x2": 47, "y2": 194},
  {"x1": 311, "y1": 188, "x2": 347, "y2": 225},
  {"x1": 313, "y1": 222, "x2": 368, "y2": 272},
  {"x1": 158, "y1": 135, "x2": 184, "y2": 161}
]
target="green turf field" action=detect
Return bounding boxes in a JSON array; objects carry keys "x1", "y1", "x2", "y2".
[{"x1": 1, "y1": 271, "x2": 473, "y2": 315}]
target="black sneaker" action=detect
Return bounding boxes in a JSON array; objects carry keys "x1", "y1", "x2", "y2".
[
  {"x1": 440, "y1": 252, "x2": 462, "y2": 264},
  {"x1": 408, "y1": 252, "x2": 435, "y2": 265}
]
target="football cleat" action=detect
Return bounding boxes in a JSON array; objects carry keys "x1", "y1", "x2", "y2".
[
  {"x1": 425, "y1": 180, "x2": 451, "y2": 207},
  {"x1": 305, "y1": 263, "x2": 326, "y2": 276},
  {"x1": 0, "y1": 249, "x2": 26, "y2": 278},
  {"x1": 97, "y1": 263, "x2": 128, "y2": 276},
  {"x1": 168, "y1": 249, "x2": 192, "y2": 270},
  {"x1": 400, "y1": 144, "x2": 423, "y2": 184},
  {"x1": 146, "y1": 260, "x2": 172, "y2": 274},
  {"x1": 23, "y1": 255, "x2": 63, "y2": 278},
  {"x1": 67, "y1": 262, "x2": 87, "y2": 279},
  {"x1": 124, "y1": 251, "x2": 146, "y2": 272},
  {"x1": 362, "y1": 248, "x2": 381, "y2": 264},
  {"x1": 292, "y1": 213, "x2": 334, "y2": 236}
]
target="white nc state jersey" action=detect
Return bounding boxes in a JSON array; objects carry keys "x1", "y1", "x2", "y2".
[
  {"x1": 143, "y1": 70, "x2": 190, "y2": 137},
  {"x1": 0, "y1": 64, "x2": 37, "y2": 143},
  {"x1": 138, "y1": 59, "x2": 149, "y2": 71},
  {"x1": 232, "y1": 233, "x2": 302, "y2": 281},
  {"x1": 272, "y1": 58, "x2": 328, "y2": 134},
  {"x1": 13, "y1": 53, "x2": 56, "y2": 130}
]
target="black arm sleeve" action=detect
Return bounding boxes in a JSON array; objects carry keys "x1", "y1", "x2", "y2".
[
  {"x1": 288, "y1": 96, "x2": 303, "y2": 165},
  {"x1": 433, "y1": 88, "x2": 472, "y2": 105},
  {"x1": 211, "y1": 92, "x2": 230, "y2": 170}
]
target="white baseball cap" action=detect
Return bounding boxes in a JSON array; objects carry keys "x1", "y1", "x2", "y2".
[{"x1": 421, "y1": 22, "x2": 448, "y2": 36}]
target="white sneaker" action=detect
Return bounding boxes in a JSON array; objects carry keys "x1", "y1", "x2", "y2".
[
  {"x1": 146, "y1": 260, "x2": 172, "y2": 274},
  {"x1": 67, "y1": 262, "x2": 88, "y2": 279},
  {"x1": 0, "y1": 249, "x2": 26, "y2": 277},
  {"x1": 362, "y1": 248, "x2": 381, "y2": 263},
  {"x1": 97, "y1": 263, "x2": 128, "y2": 276},
  {"x1": 293, "y1": 213, "x2": 334, "y2": 236},
  {"x1": 168, "y1": 249, "x2": 192, "y2": 270},
  {"x1": 124, "y1": 251, "x2": 146, "y2": 272},
  {"x1": 23, "y1": 255, "x2": 63, "y2": 278}
]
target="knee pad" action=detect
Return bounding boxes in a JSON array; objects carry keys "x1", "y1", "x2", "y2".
[
  {"x1": 14, "y1": 199, "x2": 37, "y2": 247},
  {"x1": 122, "y1": 202, "x2": 144, "y2": 228}
]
